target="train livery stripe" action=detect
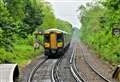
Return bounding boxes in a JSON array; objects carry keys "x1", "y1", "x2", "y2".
[{"x1": 50, "y1": 33, "x2": 56, "y2": 48}]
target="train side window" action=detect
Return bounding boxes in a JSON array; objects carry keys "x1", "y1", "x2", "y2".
[
  {"x1": 44, "y1": 34, "x2": 50, "y2": 42},
  {"x1": 57, "y1": 34, "x2": 63, "y2": 42}
]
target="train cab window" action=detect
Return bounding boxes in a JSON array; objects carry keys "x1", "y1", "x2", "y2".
[
  {"x1": 44, "y1": 34, "x2": 50, "y2": 42},
  {"x1": 57, "y1": 34, "x2": 63, "y2": 42}
]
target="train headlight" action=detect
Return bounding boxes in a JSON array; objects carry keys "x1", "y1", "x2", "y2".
[
  {"x1": 45, "y1": 32, "x2": 50, "y2": 34},
  {"x1": 57, "y1": 42, "x2": 63, "y2": 47},
  {"x1": 45, "y1": 43, "x2": 50, "y2": 48}
]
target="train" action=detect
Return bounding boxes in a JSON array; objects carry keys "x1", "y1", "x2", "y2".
[{"x1": 34, "y1": 29, "x2": 71, "y2": 57}]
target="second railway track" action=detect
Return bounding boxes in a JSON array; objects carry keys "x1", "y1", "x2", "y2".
[
  {"x1": 75, "y1": 42, "x2": 115, "y2": 82},
  {"x1": 27, "y1": 56, "x2": 58, "y2": 82},
  {"x1": 52, "y1": 44, "x2": 83, "y2": 82},
  {"x1": 70, "y1": 48, "x2": 85, "y2": 82}
]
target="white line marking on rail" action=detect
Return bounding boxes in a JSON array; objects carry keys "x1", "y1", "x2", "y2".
[
  {"x1": 70, "y1": 66, "x2": 82, "y2": 82},
  {"x1": 51, "y1": 61, "x2": 56, "y2": 82}
]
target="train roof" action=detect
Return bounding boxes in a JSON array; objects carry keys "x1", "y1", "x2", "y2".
[{"x1": 44, "y1": 28, "x2": 69, "y2": 34}]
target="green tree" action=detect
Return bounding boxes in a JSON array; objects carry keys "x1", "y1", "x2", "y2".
[
  {"x1": 23, "y1": 0, "x2": 43, "y2": 35},
  {"x1": 4, "y1": 0, "x2": 25, "y2": 22},
  {"x1": 56, "y1": 19, "x2": 72, "y2": 33},
  {"x1": 40, "y1": 2, "x2": 56, "y2": 30},
  {"x1": 0, "y1": 0, "x2": 15, "y2": 51}
]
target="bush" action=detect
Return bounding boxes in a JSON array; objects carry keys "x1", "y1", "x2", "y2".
[{"x1": 0, "y1": 48, "x2": 14, "y2": 63}]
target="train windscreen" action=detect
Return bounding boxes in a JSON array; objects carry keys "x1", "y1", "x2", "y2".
[
  {"x1": 44, "y1": 34, "x2": 50, "y2": 42},
  {"x1": 57, "y1": 34, "x2": 63, "y2": 42}
]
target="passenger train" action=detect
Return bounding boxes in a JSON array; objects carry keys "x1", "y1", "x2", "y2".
[{"x1": 34, "y1": 29, "x2": 71, "y2": 57}]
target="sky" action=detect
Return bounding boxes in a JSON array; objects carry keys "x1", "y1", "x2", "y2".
[{"x1": 45, "y1": 0, "x2": 92, "y2": 28}]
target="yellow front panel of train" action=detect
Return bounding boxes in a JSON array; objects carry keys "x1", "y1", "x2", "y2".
[{"x1": 50, "y1": 33, "x2": 56, "y2": 48}]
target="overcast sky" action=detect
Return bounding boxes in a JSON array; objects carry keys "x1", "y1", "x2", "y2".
[{"x1": 45, "y1": 0, "x2": 92, "y2": 28}]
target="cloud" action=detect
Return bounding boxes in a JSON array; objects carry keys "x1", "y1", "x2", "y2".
[{"x1": 45, "y1": 0, "x2": 92, "y2": 28}]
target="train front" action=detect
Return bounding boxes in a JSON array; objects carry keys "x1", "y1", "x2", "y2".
[{"x1": 44, "y1": 29, "x2": 64, "y2": 57}]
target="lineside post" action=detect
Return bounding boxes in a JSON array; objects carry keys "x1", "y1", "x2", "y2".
[{"x1": 112, "y1": 65, "x2": 120, "y2": 81}]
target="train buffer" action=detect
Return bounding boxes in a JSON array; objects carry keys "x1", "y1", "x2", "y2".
[
  {"x1": 112, "y1": 65, "x2": 120, "y2": 81},
  {"x1": 0, "y1": 64, "x2": 19, "y2": 82}
]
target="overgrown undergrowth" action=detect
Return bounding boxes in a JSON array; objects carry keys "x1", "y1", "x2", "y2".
[
  {"x1": 79, "y1": 1, "x2": 120, "y2": 66},
  {"x1": 0, "y1": 38, "x2": 43, "y2": 68}
]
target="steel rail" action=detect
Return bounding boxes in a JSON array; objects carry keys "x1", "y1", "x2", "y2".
[
  {"x1": 27, "y1": 57, "x2": 48, "y2": 82},
  {"x1": 70, "y1": 48, "x2": 85, "y2": 82},
  {"x1": 51, "y1": 46, "x2": 84, "y2": 82},
  {"x1": 51, "y1": 57, "x2": 63, "y2": 82},
  {"x1": 81, "y1": 46, "x2": 111, "y2": 82}
]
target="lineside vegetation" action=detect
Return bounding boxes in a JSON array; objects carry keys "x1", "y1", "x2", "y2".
[
  {"x1": 79, "y1": 0, "x2": 120, "y2": 65},
  {"x1": 0, "y1": 0, "x2": 72, "y2": 68}
]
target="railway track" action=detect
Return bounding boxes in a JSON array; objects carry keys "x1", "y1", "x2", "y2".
[
  {"x1": 27, "y1": 57, "x2": 48, "y2": 82},
  {"x1": 27, "y1": 47, "x2": 75, "y2": 82},
  {"x1": 70, "y1": 41, "x2": 111, "y2": 82},
  {"x1": 70, "y1": 48, "x2": 85, "y2": 82},
  {"x1": 51, "y1": 56, "x2": 63, "y2": 82},
  {"x1": 27, "y1": 41, "x2": 112, "y2": 82},
  {"x1": 75, "y1": 42, "x2": 113, "y2": 82},
  {"x1": 27, "y1": 56, "x2": 58, "y2": 82},
  {"x1": 52, "y1": 45, "x2": 83, "y2": 82},
  {"x1": 82, "y1": 49, "x2": 111, "y2": 82}
]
